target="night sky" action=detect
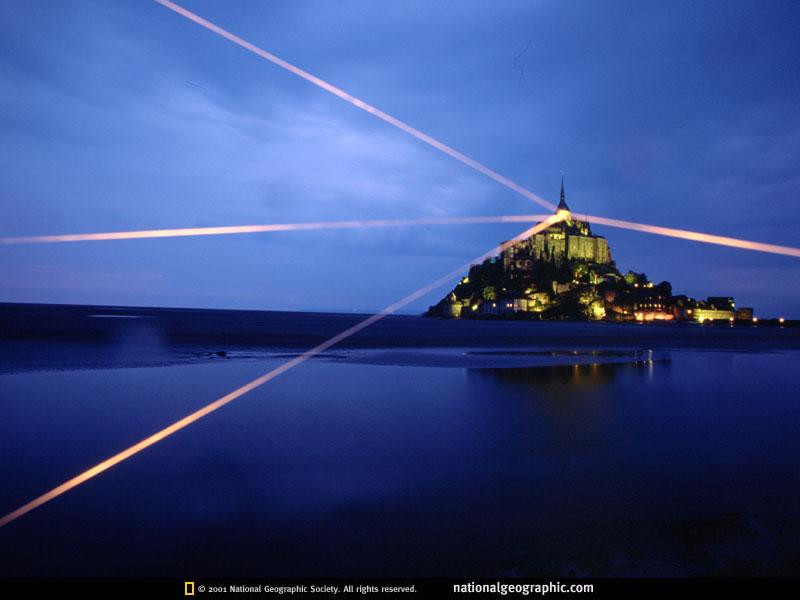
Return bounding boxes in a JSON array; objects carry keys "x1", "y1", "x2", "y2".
[{"x1": 1, "y1": 0, "x2": 799, "y2": 316}]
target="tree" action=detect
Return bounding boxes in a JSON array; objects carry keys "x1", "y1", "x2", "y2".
[{"x1": 655, "y1": 281, "x2": 672, "y2": 296}]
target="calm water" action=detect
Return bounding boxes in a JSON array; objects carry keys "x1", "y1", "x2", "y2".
[{"x1": 1, "y1": 341, "x2": 799, "y2": 577}]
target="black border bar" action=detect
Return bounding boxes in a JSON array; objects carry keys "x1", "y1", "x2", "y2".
[{"x1": 1, "y1": 578, "x2": 799, "y2": 599}]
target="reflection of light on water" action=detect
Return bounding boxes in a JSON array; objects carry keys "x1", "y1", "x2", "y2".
[
  {"x1": 471, "y1": 350, "x2": 668, "y2": 389},
  {"x1": 88, "y1": 314, "x2": 142, "y2": 319},
  {"x1": 480, "y1": 361, "x2": 626, "y2": 388}
]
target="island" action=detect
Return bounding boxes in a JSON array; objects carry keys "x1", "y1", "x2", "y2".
[{"x1": 426, "y1": 180, "x2": 754, "y2": 323}]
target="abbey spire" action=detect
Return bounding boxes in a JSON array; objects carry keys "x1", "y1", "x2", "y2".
[{"x1": 557, "y1": 175, "x2": 570, "y2": 212}]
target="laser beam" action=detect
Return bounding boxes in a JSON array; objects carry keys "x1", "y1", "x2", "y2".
[
  {"x1": 577, "y1": 213, "x2": 800, "y2": 259},
  {"x1": 0, "y1": 215, "x2": 563, "y2": 528},
  {"x1": 152, "y1": 1, "x2": 800, "y2": 261},
  {"x1": 0, "y1": 215, "x2": 550, "y2": 245},
  {"x1": 153, "y1": 0, "x2": 556, "y2": 212}
]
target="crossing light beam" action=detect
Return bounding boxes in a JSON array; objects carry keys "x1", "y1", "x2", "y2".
[
  {"x1": 153, "y1": 0, "x2": 556, "y2": 212},
  {"x1": 577, "y1": 213, "x2": 800, "y2": 259},
  {"x1": 3, "y1": 213, "x2": 798, "y2": 259},
  {"x1": 0, "y1": 215, "x2": 563, "y2": 529},
  {"x1": 0, "y1": 215, "x2": 550, "y2": 245}
]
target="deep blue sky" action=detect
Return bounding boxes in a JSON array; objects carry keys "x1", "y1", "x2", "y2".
[{"x1": 1, "y1": 0, "x2": 799, "y2": 315}]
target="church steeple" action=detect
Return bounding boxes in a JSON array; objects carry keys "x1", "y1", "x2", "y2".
[{"x1": 557, "y1": 175, "x2": 570, "y2": 212}]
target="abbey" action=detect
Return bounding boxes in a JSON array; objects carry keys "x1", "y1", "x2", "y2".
[
  {"x1": 426, "y1": 178, "x2": 754, "y2": 322},
  {"x1": 502, "y1": 178, "x2": 610, "y2": 278}
]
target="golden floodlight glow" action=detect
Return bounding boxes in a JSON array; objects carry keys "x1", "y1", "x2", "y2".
[
  {"x1": 153, "y1": 0, "x2": 556, "y2": 212},
  {"x1": 0, "y1": 215, "x2": 550, "y2": 245},
  {"x1": 0, "y1": 215, "x2": 563, "y2": 528},
  {"x1": 576, "y1": 213, "x2": 800, "y2": 259}
]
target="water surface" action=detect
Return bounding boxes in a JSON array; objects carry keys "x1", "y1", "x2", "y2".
[{"x1": 1, "y1": 337, "x2": 798, "y2": 577}]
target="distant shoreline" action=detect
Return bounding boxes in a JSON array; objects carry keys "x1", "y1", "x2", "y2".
[
  {"x1": 1, "y1": 302, "x2": 796, "y2": 346},
  {"x1": 1, "y1": 302, "x2": 798, "y2": 374}
]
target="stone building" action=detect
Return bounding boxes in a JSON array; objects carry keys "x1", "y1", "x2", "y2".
[{"x1": 502, "y1": 179, "x2": 611, "y2": 277}]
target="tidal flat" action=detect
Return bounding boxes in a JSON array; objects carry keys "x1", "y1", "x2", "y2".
[{"x1": 1, "y1": 305, "x2": 799, "y2": 577}]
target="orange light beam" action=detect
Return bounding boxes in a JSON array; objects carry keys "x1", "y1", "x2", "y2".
[
  {"x1": 153, "y1": 0, "x2": 556, "y2": 212},
  {"x1": 576, "y1": 213, "x2": 800, "y2": 259},
  {"x1": 0, "y1": 214, "x2": 563, "y2": 529},
  {"x1": 0, "y1": 215, "x2": 550, "y2": 245}
]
